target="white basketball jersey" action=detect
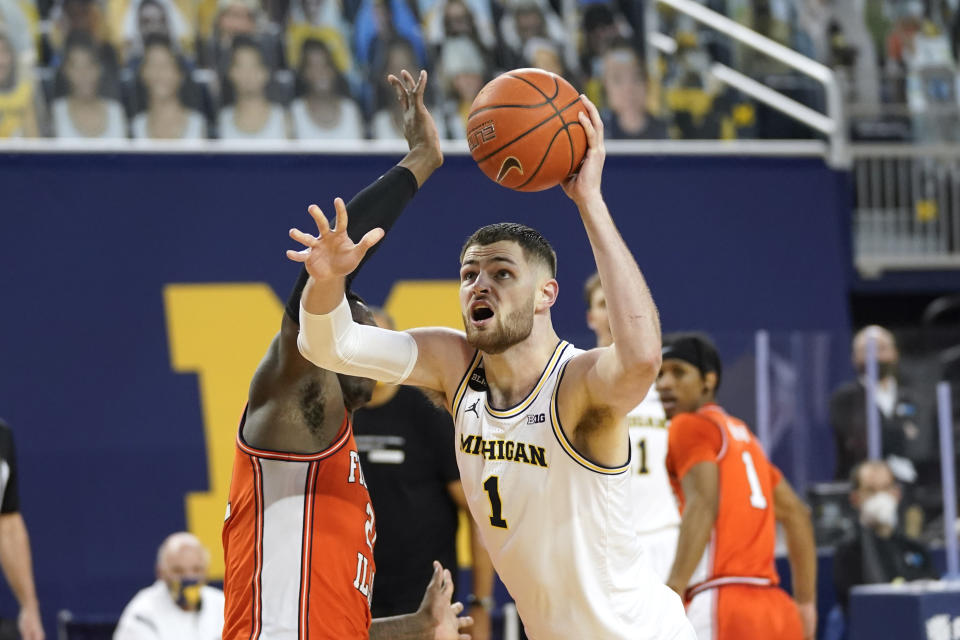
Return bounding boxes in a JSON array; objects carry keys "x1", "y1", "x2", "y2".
[
  {"x1": 628, "y1": 389, "x2": 681, "y2": 534},
  {"x1": 452, "y1": 341, "x2": 692, "y2": 640}
]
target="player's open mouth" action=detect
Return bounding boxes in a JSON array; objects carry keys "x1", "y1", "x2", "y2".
[
  {"x1": 470, "y1": 302, "x2": 495, "y2": 326},
  {"x1": 660, "y1": 396, "x2": 676, "y2": 412}
]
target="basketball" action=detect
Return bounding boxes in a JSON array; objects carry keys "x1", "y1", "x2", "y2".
[{"x1": 466, "y1": 68, "x2": 588, "y2": 192}]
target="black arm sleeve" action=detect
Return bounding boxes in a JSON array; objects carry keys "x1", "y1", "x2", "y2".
[
  {"x1": 0, "y1": 421, "x2": 20, "y2": 514},
  {"x1": 285, "y1": 165, "x2": 420, "y2": 323}
]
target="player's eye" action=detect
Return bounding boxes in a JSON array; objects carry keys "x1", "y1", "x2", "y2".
[
  {"x1": 496, "y1": 270, "x2": 511, "y2": 279},
  {"x1": 461, "y1": 271, "x2": 477, "y2": 282}
]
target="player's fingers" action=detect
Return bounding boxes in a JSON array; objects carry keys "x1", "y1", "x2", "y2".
[
  {"x1": 450, "y1": 601, "x2": 463, "y2": 615},
  {"x1": 289, "y1": 227, "x2": 317, "y2": 247},
  {"x1": 356, "y1": 227, "x2": 384, "y2": 253},
  {"x1": 286, "y1": 248, "x2": 309, "y2": 262},
  {"x1": 400, "y1": 69, "x2": 417, "y2": 95},
  {"x1": 387, "y1": 74, "x2": 409, "y2": 111},
  {"x1": 307, "y1": 204, "x2": 331, "y2": 234},
  {"x1": 441, "y1": 568, "x2": 454, "y2": 596},
  {"x1": 457, "y1": 614, "x2": 474, "y2": 628},
  {"x1": 333, "y1": 197, "x2": 348, "y2": 232},
  {"x1": 414, "y1": 69, "x2": 427, "y2": 100},
  {"x1": 459, "y1": 634, "x2": 472, "y2": 640},
  {"x1": 578, "y1": 111, "x2": 596, "y2": 146},
  {"x1": 427, "y1": 560, "x2": 442, "y2": 590},
  {"x1": 580, "y1": 93, "x2": 602, "y2": 127}
]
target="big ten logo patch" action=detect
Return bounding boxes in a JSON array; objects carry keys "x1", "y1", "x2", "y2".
[
  {"x1": 526, "y1": 413, "x2": 545, "y2": 425},
  {"x1": 467, "y1": 121, "x2": 496, "y2": 151},
  {"x1": 164, "y1": 280, "x2": 461, "y2": 578}
]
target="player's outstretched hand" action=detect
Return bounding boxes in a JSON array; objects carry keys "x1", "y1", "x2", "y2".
[
  {"x1": 286, "y1": 197, "x2": 384, "y2": 281},
  {"x1": 417, "y1": 561, "x2": 473, "y2": 640},
  {"x1": 389, "y1": 70, "x2": 443, "y2": 159},
  {"x1": 561, "y1": 94, "x2": 605, "y2": 207}
]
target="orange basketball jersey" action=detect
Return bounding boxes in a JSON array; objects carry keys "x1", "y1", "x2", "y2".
[
  {"x1": 222, "y1": 408, "x2": 377, "y2": 640},
  {"x1": 666, "y1": 403, "x2": 782, "y2": 597}
]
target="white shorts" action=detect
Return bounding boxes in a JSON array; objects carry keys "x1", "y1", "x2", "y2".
[{"x1": 637, "y1": 526, "x2": 680, "y2": 583}]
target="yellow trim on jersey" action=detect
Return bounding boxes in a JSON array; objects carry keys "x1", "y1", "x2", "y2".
[
  {"x1": 484, "y1": 341, "x2": 569, "y2": 419},
  {"x1": 452, "y1": 350, "x2": 483, "y2": 416},
  {"x1": 549, "y1": 361, "x2": 631, "y2": 475}
]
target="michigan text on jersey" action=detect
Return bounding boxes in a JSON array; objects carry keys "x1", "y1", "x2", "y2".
[{"x1": 459, "y1": 434, "x2": 548, "y2": 468}]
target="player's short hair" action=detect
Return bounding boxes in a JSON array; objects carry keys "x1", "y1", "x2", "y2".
[
  {"x1": 460, "y1": 223, "x2": 557, "y2": 277},
  {"x1": 583, "y1": 272, "x2": 602, "y2": 308},
  {"x1": 661, "y1": 332, "x2": 723, "y2": 391},
  {"x1": 849, "y1": 459, "x2": 895, "y2": 491}
]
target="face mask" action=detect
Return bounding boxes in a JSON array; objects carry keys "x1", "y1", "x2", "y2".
[
  {"x1": 168, "y1": 577, "x2": 204, "y2": 611},
  {"x1": 860, "y1": 491, "x2": 898, "y2": 531}
]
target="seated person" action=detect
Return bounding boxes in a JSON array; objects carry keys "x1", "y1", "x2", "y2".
[
  {"x1": 0, "y1": 29, "x2": 39, "y2": 137},
  {"x1": 48, "y1": 0, "x2": 119, "y2": 69},
  {"x1": 131, "y1": 34, "x2": 206, "y2": 138},
  {"x1": 833, "y1": 460, "x2": 938, "y2": 613},
  {"x1": 290, "y1": 38, "x2": 364, "y2": 139},
  {"x1": 110, "y1": 0, "x2": 194, "y2": 65},
  {"x1": 201, "y1": 0, "x2": 281, "y2": 77},
  {"x1": 369, "y1": 36, "x2": 437, "y2": 139},
  {"x1": 114, "y1": 532, "x2": 224, "y2": 640},
  {"x1": 52, "y1": 31, "x2": 127, "y2": 138},
  {"x1": 437, "y1": 35, "x2": 485, "y2": 140},
  {"x1": 600, "y1": 40, "x2": 667, "y2": 139},
  {"x1": 217, "y1": 35, "x2": 289, "y2": 139}
]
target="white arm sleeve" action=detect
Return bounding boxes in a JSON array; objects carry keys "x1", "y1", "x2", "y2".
[{"x1": 297, "y1": 296, "x2": 419, "y2": 384}]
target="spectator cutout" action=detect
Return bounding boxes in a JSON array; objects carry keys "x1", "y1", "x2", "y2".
[
  {"x1": 290, "y1": 37, "x2": 364, "y2": 139},
  {"x1": 132, "y1": 35, "x2": 205, "y2": 138},
  {"x1": 218, "y1": 35, "x2": 288, "y2": 138},
  {"x1": 52, "y1": 31, "x2": 127, "y2": 137}
]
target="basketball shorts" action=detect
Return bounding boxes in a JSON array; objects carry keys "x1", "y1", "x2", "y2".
[{"x1": 686, "y1": 583, "x2": 804, "y2": 640}]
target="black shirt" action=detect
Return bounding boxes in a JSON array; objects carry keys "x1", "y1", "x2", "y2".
[
  {"x1": 833, "y1": 526, "x2": 938, "y2": 611},
  {"x1": 829, "y1": 380, "x2": 926, "y2": 480},
  {"x1": 0, "y1": 421, "x2": 19, "y2": 514},
  {"x1": 352, "y1": 388, "x2": 460, "y2": 616}
]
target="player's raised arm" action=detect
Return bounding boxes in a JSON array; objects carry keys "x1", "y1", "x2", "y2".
[
  {"x1": 248, "y1": 70, "x2": 443, "y2": 408},
  {"x1": 292, "y1": 197, "x2": 471, "y2": 406},
  {"x1": 555, "y1": 96, "x2": 662, "y2": 457}
]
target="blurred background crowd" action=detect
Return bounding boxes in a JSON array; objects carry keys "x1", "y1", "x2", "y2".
[{"x1": 2, "y1": 0, "x2": 960, "y2": 141}]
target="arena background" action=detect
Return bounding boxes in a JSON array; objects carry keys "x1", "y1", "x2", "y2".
[{"x1": 0, "y1": 148, "x2": 853, "y2": 634}]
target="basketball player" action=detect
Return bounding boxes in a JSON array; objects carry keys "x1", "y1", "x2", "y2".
[
  {"x1": 584, "y1": 273, "x2": 679, "y2": 581},
  {"x1": 289, "y1": 97, "x2": 694, "y2": 639},
  {"x1": 658, "y1": 333, "x2": 817, "y2": 640},
  {"x1": 222, "y1": 70, "x2": 472, "y2": 640}
]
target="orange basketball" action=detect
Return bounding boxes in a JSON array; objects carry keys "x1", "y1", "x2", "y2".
[{"x1": 466, "y1": 68, "x2": 588, "y2": 192}]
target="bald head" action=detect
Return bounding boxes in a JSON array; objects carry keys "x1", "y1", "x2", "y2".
[
  {"x1": 852, "y1": 325, "x2": 898, "y2": 376},
  {"x1": 156, "y1": 532, "x2": 210, "y2": 582}
]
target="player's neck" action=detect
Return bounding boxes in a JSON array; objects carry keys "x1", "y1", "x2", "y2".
[{"x1": 482, "y1": 324, "x2": 561, "y2": 410}]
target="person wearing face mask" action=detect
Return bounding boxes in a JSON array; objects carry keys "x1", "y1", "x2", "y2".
[
  {"x1": 113, "y1": 532, "x2": 224, "y2": 640},
  {"x1": 832, "y1": 460, "x2": 938, "y2": 613},
  {"x1": 829, "y1": 326, "x2": 927, "y2": 487}
]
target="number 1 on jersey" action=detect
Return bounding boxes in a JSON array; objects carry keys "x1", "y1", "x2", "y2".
[
  {"x1": 483, "y1": 476, "x2": 508, "y2": 529},
  {"x1": 741, "y1": 451, "x2": 768, "y2": 509}
]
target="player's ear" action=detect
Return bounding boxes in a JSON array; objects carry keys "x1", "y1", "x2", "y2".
[
  {"x1": 537, "y1": 278, "x2": 559, "y2": 311},
  {"x1": 703, "y1": 371, "x2": 718, "y2": 395}
]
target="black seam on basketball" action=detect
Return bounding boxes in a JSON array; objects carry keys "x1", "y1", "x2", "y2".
[
  {"x1": 517, "y1": 125, "x2": 568, "y2": 188},
  {"x1": 506, "y1": 73, "x2": 560, "y2": 101},
  {"x1": 468, "y1": 100, "x2": 551, "y2": 119},
  {"x1": 475, "y1": 80, "x2": 578, "y2": 164},
  {"x1": 474, "y1": 109, "x2": 563, "y2": 163}
]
